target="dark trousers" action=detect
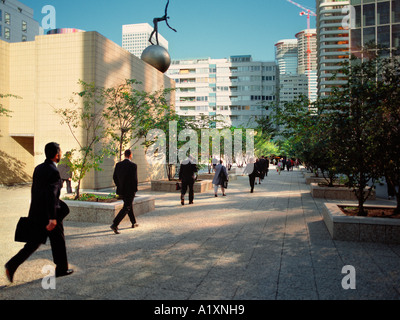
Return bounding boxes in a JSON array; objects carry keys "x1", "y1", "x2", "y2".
[
  {"x1": 181, "y1": 180, "x2": 194, "y2": 203},
  {"x1": 249, "y1": 174, "x2": 256, "y2": 192},
  {"x1": 113, "y1": 193, "x2": 136, "y2": 227},
  {"x1": 6, "y1": 222, "x2": 68, "y2": 275},
  {"x1": 62, "y1": 179, "x2": 72, "y2": 193}
]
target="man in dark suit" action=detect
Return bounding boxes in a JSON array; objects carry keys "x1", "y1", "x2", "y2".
[
  {"x1": 178, "y1": 155, "x2": 198, "y2": 205},
  {"x1": 5, "y1": 142, "x2": 73, "y2": 283},
  {"x1": 110, "y1": 150, "x2": 138, "y2": 234}
]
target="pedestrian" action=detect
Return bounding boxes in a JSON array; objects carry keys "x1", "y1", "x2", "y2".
[
  {"x1": 110, "y1": 149, "x2": 138, "y2": 234},
  {"x1": 58, "y1": 151, "x2": 73, "y2": 193},
  {"x1": 277, "y1": 159, "x2": 283, "y2": 175},
  {"x1": 179, "y1": 155, "x2": 198, "y2": 205},
  {"x1": 5, "y1": 142, "x2": 73, "y2": 283},
  {"x1": 212, "y1": 160, "x2": 228, "y2": 197},
  {"x1": 243, "y1": 157, "x2": 258, "y2": 193}
]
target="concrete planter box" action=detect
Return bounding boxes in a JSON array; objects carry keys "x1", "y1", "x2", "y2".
[
  {"x1": 64, "y1": 195, "x2": 155, "y2": 224},
  {"x1": 322, "y1": 202, "x2": 400, "y2": 244},
  {"x1": 305, "y1": 176, "x2": 328, "y2": 185},
  {"x1": 310, "y1": 183, "x2": 375, "y2": 200},
  {"x1": 197, "y1": 173, "x2": 237, "y2": 181},
  {"x1": 151, "y1": 179, "x2": 212, "y2": 193}
]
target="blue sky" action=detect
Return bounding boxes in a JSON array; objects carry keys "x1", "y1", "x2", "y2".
[{"x1": 22, "y1": 0, "x2": 317, "y2": 61}]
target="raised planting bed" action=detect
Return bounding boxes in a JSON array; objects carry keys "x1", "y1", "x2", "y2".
[
  {"x1": 322, "y1": 202, "x2": 400, "y2": 244},
  {"x1": 197, "y1": 173, "x2": 238, "y2": 181},
  {"x1": 64, "y1": 193, "x2": 155, "y2": 224},
  {"x1": 310, "y1": 183, "x2": 375, "y2": 200},
  {"x1": 151, "y1": 179, "x2": 212, "y2": 193}
]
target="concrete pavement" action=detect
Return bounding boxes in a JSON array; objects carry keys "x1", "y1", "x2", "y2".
[{"x1": 1, "y1": 166, "x2": 400, "y2": 300}]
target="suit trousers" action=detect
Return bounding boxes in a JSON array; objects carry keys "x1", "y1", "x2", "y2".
[
  {"x1": 181, "y1": 180, "x2": 194, "y2": 203},
  {"x1": 113, "y1": 194, "x2": 136, "y2": 226},
  {"x1": 6, "y1": 222, "x2": 68, "y2": 275},
  {"x1": 249, "y1": 174, "x2": 256, "y2": 192}
]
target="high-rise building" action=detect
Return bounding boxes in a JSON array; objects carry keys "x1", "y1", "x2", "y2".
[
  {"x1": 0, "y1": 0, "x2": 40, "y2": 43},
  {"x1": 122, "y1": 23, "x2": 168, "y2": 58},
  {"x1": 275, "y1": 39, "x2": 299, "y2": 75},
  {"x1": 350, "y1": 0, "x2": 400, "y2": 58},
  {"x1": 166, "y1": 55, "x2": 278, "y2": 129},
  {"x1": 296, "y1": 29, "x2": 318, "y2": 74}
]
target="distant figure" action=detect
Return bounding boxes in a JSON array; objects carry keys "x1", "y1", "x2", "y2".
[
  {"x1": 179, "y1": 155, "x2": 198, "y2": 205},
  {"x1": 212, "y1": 160, "x2": 228, "y2": 197},
  {"x1": 149, "y1": 0, "x2": 177, "y2": 45},
  {"x1": 58, "y1": 151, "x2": 73, "y2": 193},
  {"x1": 110, "y1": 150, "x2": 139, "y2": 234},
  {"x1": 243, "y1": 158, "x2": 259, "y2": 193}
]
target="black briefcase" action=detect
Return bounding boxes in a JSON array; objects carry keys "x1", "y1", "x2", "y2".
[{"x1": 15, "y1": 217, "x2": 47, "y2": 244}]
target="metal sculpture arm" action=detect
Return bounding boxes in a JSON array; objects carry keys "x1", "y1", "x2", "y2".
[{"x1": 149, "y1": 0, "x2": 177, "y2": 45}]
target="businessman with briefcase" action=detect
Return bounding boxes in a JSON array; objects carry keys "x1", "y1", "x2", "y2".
[{"x1": 5, "y1": 142, "x2": 73, "y2": 283}]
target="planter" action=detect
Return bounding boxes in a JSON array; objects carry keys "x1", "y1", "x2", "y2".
[
  {"x1": 197, "y1": 173, "x2": 238, "y2": 181},
  {"x1": 310, "y1": 183, "x2": 375, "y2": 200},
  {"x1": 322, "y1": 202, "x2": 400, "y2": 244},
  {"x1": 305, "y1": 176, "x2": 330, "y2": 185},
  {"x1": 64, "y1": 194, "x2": 155, "y2": 224},
  {"x1": 151, "y1": 179, "x2": 212, "y2": 193}
]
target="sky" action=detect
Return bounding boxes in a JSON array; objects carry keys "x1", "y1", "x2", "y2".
[{"x1": 21, "y1": 0, "x2": 318, "y2": 62}]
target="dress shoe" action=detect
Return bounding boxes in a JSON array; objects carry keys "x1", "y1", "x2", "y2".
[
  {"x1": 5, "y1": 264, "x2": 14, "y2": 283},
  {"x1": 215, "y1": 194, "x2": 218, "y2": 197},
  {"x1": 131, "y1": 223, "x2": 139, "y2": 228},
  {"x1": 189, "y1": 201, "x2": 193, "y2": 204},
  {"x1": 110, "y1": 225, "x2": 120, "y2": 234},
  {"x1": 181, "y1": 198, "x2": 184, "y2": 205},
  {"x1": 56, "y1": 269, "x2": 74, "y2": 278}
]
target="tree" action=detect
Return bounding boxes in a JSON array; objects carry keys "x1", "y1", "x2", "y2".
[
  {"x1": 55, "y1": 82, "x2": 111, "y2": 200},
  {"x1": 101, "y1": 79, "x2": 176, "y2": 162},
  {"x1": 0, "y1": 94, "x2": 21, "y2": 118}
]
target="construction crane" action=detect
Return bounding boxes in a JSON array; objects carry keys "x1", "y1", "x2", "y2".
[{"x1": 286, "y1": 0, "x2": 316, "y2": 100}]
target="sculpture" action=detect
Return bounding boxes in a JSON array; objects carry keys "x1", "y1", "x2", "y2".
[
  {"x1": 149, "y1": 0, "x2": 177, "y2": 46},
  {"x1": 141, "y1": 0, "x2": 177, "y2": 73}
]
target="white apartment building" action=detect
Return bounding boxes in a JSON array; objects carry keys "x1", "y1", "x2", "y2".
[
  {"x1": 122, "y1": 23, "x2": 168, "y2": 58},
  {"x1": 316, "y1": 0, "x2": 350, "y2": 97},
  {"x1": 166, "y1": 55, "x2": 278, "y2": 129},
  {"x1": 0, "y1": 0, "x2": 40, "y2": 43}
]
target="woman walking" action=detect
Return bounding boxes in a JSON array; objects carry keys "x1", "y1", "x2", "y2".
[{"x1": 212, "y1": 160, "x2": 228, "y2": 197}]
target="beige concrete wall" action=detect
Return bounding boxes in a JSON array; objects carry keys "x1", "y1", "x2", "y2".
[{"x1": 0, "y1": 31, "x2": 175, "y2": 188}]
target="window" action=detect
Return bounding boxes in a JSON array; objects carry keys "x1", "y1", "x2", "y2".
[
  {"x1": 363, "y1": 4, "x2": 376, "y2": 26},
  {"x1": 22, "y1": 21, "x2": 27, "y2": 32},
  {"x1": 4, "y1": 27, "x2": 10, "y2": 40},
  {"x1": 0, "y1": 9, "x2": 2, "y2": 22},
  {"x1": 5, "y1": 12, "x2": 11, "y2": 25},
  {"x1": 363, "y1": 27, "x2": 375, "y2": 45},
  {"x1": 377, "y1": 2, "x2": 390, "y2": 25},
  {"x1": 22, "y1": 35, "x2": 27, "y2": 42},
  {"x1": 377, "y1": 26, "x2": 390, "y2": 48},
  {"x1": 393, "y1": 0, "x2": 400, "y2": 23},
  {"x1": 393, "y1": 24, "x2": 400, "y2": 47}
]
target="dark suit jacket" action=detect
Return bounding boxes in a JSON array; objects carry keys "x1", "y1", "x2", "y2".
[
  {"x1": 28, "y1": 159, "x2": 63, "y2": 226},
  {"x1": 179, "y1": 162, "x2": 198, "y2": 183},
  {"x1": 113, "y1": 159, "x2": 138, "y2": 196}
]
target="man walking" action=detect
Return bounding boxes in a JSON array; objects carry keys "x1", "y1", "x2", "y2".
[
  {"x1": 110, "y1": 150, "x2": 138, "y2": 234},
  {"x1": 5, "y1": 142, "x2": 73, "y2": 282}
]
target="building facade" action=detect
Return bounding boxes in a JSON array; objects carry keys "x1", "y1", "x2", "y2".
[
  {"x1": 122, "y1": 23, "x2": 168, "y2": 58},
  {"x1": 316, "y1": 0, "x2": 350, "y2": 97},
  {"x1": 0, "y1": 31, "x2": 175, "y2": 187},
  {"x1": 0, "y1": 0, "x2": 40, "y2": 43},
  {"x1": 350, "y1": 0, "x2": 400, "y2": 57},
  {"x1": 166, "y1": 55, "x2": 278, "y2": 129}
]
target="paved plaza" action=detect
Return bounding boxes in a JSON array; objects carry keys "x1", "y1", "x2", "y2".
[{"x1": 1, "y1": 166, "x2": 400, "y2": 301}]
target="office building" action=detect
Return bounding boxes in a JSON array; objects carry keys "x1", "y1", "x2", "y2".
[
  {"x1": 122, "y1": 23, "x2": 168, "y2": 58},
  {"x1": 167, "y1": 55, "x2": 277, "y2": 129},
  {"x1": 316, "y1": 0, "x2": 350, "y2": 97},
  {"x1": 0, "y1": 31, "x2": 175, "y2": 187},
  {"x1": 0, "y1": 0, "x2": 40, "y2": 43},
  {"x1": 350, "y1": 0, "x2": 400, "y2": 57}
]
